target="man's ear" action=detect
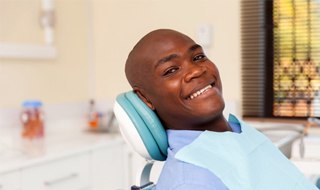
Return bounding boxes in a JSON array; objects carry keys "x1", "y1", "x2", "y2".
[{"x1": 133, "y1": 88, "x2": 155, "y2": 110}]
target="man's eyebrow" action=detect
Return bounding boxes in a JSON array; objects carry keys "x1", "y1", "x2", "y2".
[
  {"x1": 155, "y1": 54, "x2": 178, "y2": 69},
  {"x1": 189, "y1": 44, "x2": 202, "y2": 52},
  {"x1": 154, "y1": 44, "x2": 202, "y2": 69}
]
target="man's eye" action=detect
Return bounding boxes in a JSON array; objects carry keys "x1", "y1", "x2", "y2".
[
  {"x1": 163, "y1": 67, "x2": 179, "y2": 76},
  {"x1": 193, "y1": 54, "x2": 206, "y2": 61}
]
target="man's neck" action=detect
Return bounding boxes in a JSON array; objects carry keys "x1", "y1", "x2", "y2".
[
  {"x1": 166, "y1": 115, "x2": 232, "y2": 132},
  {"x1": 194, "y1": 116, "x2": 231, "y2": 132}
]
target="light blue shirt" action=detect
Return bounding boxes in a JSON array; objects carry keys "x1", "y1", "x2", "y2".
[{"x1": 155, "y1": 122, "x2": 241, "y2": 190}]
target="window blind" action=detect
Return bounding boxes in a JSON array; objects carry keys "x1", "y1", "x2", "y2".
[
  {"x1": 241, "y1": 0, "x2": 320, "y2": 118},
  {"x1": 241, "y1": 0, "x2": 268, "y2": 117},
  {"x1": 273, "y1": 0, "x2": 320, "y2": 117}
]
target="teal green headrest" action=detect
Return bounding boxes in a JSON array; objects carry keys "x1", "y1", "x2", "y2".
[{"x1": 114, "y1": 91, "x2": 168, "y2": 161}]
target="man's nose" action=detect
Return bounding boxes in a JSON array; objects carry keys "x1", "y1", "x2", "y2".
[{"x1": 184, "y1": 63, "x2": 206, "y2": 82}]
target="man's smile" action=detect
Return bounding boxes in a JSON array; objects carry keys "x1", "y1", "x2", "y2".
[{"x1": 186, "y1": 81, "x2": 217, "y2": 100}]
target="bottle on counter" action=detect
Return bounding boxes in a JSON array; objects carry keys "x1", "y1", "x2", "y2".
[
  {"x1": 88, "y1": 99, "x2": 100, "y2": 129},
  {"x1": 20, "y1": 100, "x2": 45, "y2": 139}
]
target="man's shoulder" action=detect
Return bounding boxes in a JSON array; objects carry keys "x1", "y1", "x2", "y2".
[{"x1": 155, "y1": 152, "x2": 228, "y2": 190}]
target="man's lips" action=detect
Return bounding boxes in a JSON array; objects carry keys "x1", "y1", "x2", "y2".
[{"x1": 186, "y1": 81, "x2": 216, "y2": 100}]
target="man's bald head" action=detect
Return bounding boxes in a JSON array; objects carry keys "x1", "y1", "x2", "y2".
[
  {"x1": 125, "y1": 29, "x2": 194, "y2": 89},
  {"x1": 124, "y1": 29, "x2": 227, "y2": 131}
]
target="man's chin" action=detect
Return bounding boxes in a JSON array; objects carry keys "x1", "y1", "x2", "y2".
[
  {"x1": 191, "y1": 105, "x2": 225, "y2": 120},
  {"x1": 186, "y1": 96, "x2": 224, "y2": 111}
]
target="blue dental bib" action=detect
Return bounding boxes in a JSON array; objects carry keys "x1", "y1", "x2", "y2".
[{"x1": 175, "y1": 115, "x2": 317, "y2": 190}]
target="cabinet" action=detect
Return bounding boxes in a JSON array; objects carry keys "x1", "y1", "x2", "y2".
[
  {"x1": 0, "y1": 131, "x2": 150, "y2": 190},
  {"x1": 91, "y1": 143, "x2": 125, "y2": 190},
  {"x1": 21, "y1": 153, "x2": 90, "y2": 190},
  {"x1": 0, "y1": 171, "x2": 21, "y2": 190}
]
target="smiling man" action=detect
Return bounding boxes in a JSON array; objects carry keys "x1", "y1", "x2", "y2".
[
  {"x1": 126, "y1": 29, "x2": 230, "y2": 133},
  {"x1": 126, "y1": 29, "x2": 233, "y2": 189},
  {"x1": 124, "y1": 29, "x2": 317, "y2": 190}
]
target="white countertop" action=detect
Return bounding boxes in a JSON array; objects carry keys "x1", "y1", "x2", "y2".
[
  {"x1": 0, "y1": 119, "x2": 313, "y2": 175},
  {"x1": 0, "y1": 119, "x2": 123, "y2": 174}
]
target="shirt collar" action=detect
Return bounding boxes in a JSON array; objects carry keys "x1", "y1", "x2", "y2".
[{"x1": 166, "y1": 115, "x2": 242, "y2": 152}]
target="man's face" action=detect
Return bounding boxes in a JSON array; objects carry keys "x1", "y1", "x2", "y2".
[{"x1": 134, "y1": 31, "x2": 225, "y2": 130}]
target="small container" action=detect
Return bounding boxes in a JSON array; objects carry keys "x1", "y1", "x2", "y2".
[
  {"x1": 88, "y1": 99, "x2": 100, "y2": 129},
  {"x1": 20, "y1": 100, "x2": 45, "y2": 139}
]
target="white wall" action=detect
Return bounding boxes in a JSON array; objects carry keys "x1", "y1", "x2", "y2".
[
  {"x1": 0, "y1": 0, "x2": 89, "y2": 108},
  {"x1": 92, "y1": 0, "x2": 242, "y2": 113},
  {"x1": 0, "y1": 0, "x2": 241, "y2": 114}
]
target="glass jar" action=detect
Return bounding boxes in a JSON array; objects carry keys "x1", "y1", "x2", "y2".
[{"x1": 20, "y1": 100, "x2": 45, "y2": 139}]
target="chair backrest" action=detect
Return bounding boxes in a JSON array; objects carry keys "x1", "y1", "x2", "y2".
[{"x1": 113, "y1": 91, "x2": 168, "y2": 161}]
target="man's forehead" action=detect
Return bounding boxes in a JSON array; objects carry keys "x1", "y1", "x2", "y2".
[
  {"x1": 132, "y1": 30, "x2": 195, "y2": 62},
  {"x1": 139, "y1": 30, "x2": 192, "y2": 49},
  {"x1": 125, "y1": 29, "x2": 195, "y2": 87}
]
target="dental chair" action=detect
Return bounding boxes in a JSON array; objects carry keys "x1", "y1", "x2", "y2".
[
  {"x1": 113, "y1": 91, "x2": 168, "y2": 190},
  {"x1": 113, "y1": 91, "x2": 314, "y2": 189}
]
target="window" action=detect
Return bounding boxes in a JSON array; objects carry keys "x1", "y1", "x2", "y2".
[{"x1": 241, "y1": 0, "x2": 320, "y2": 118}]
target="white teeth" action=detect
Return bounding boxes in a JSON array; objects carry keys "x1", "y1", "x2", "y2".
[{"x1": 188, "y1": 85, "x2": 212, "y2": 100}]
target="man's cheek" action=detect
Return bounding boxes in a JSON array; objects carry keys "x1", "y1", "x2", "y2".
[{"x1": 166, "y1": 80, "x2": 180, "y2": 91}]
